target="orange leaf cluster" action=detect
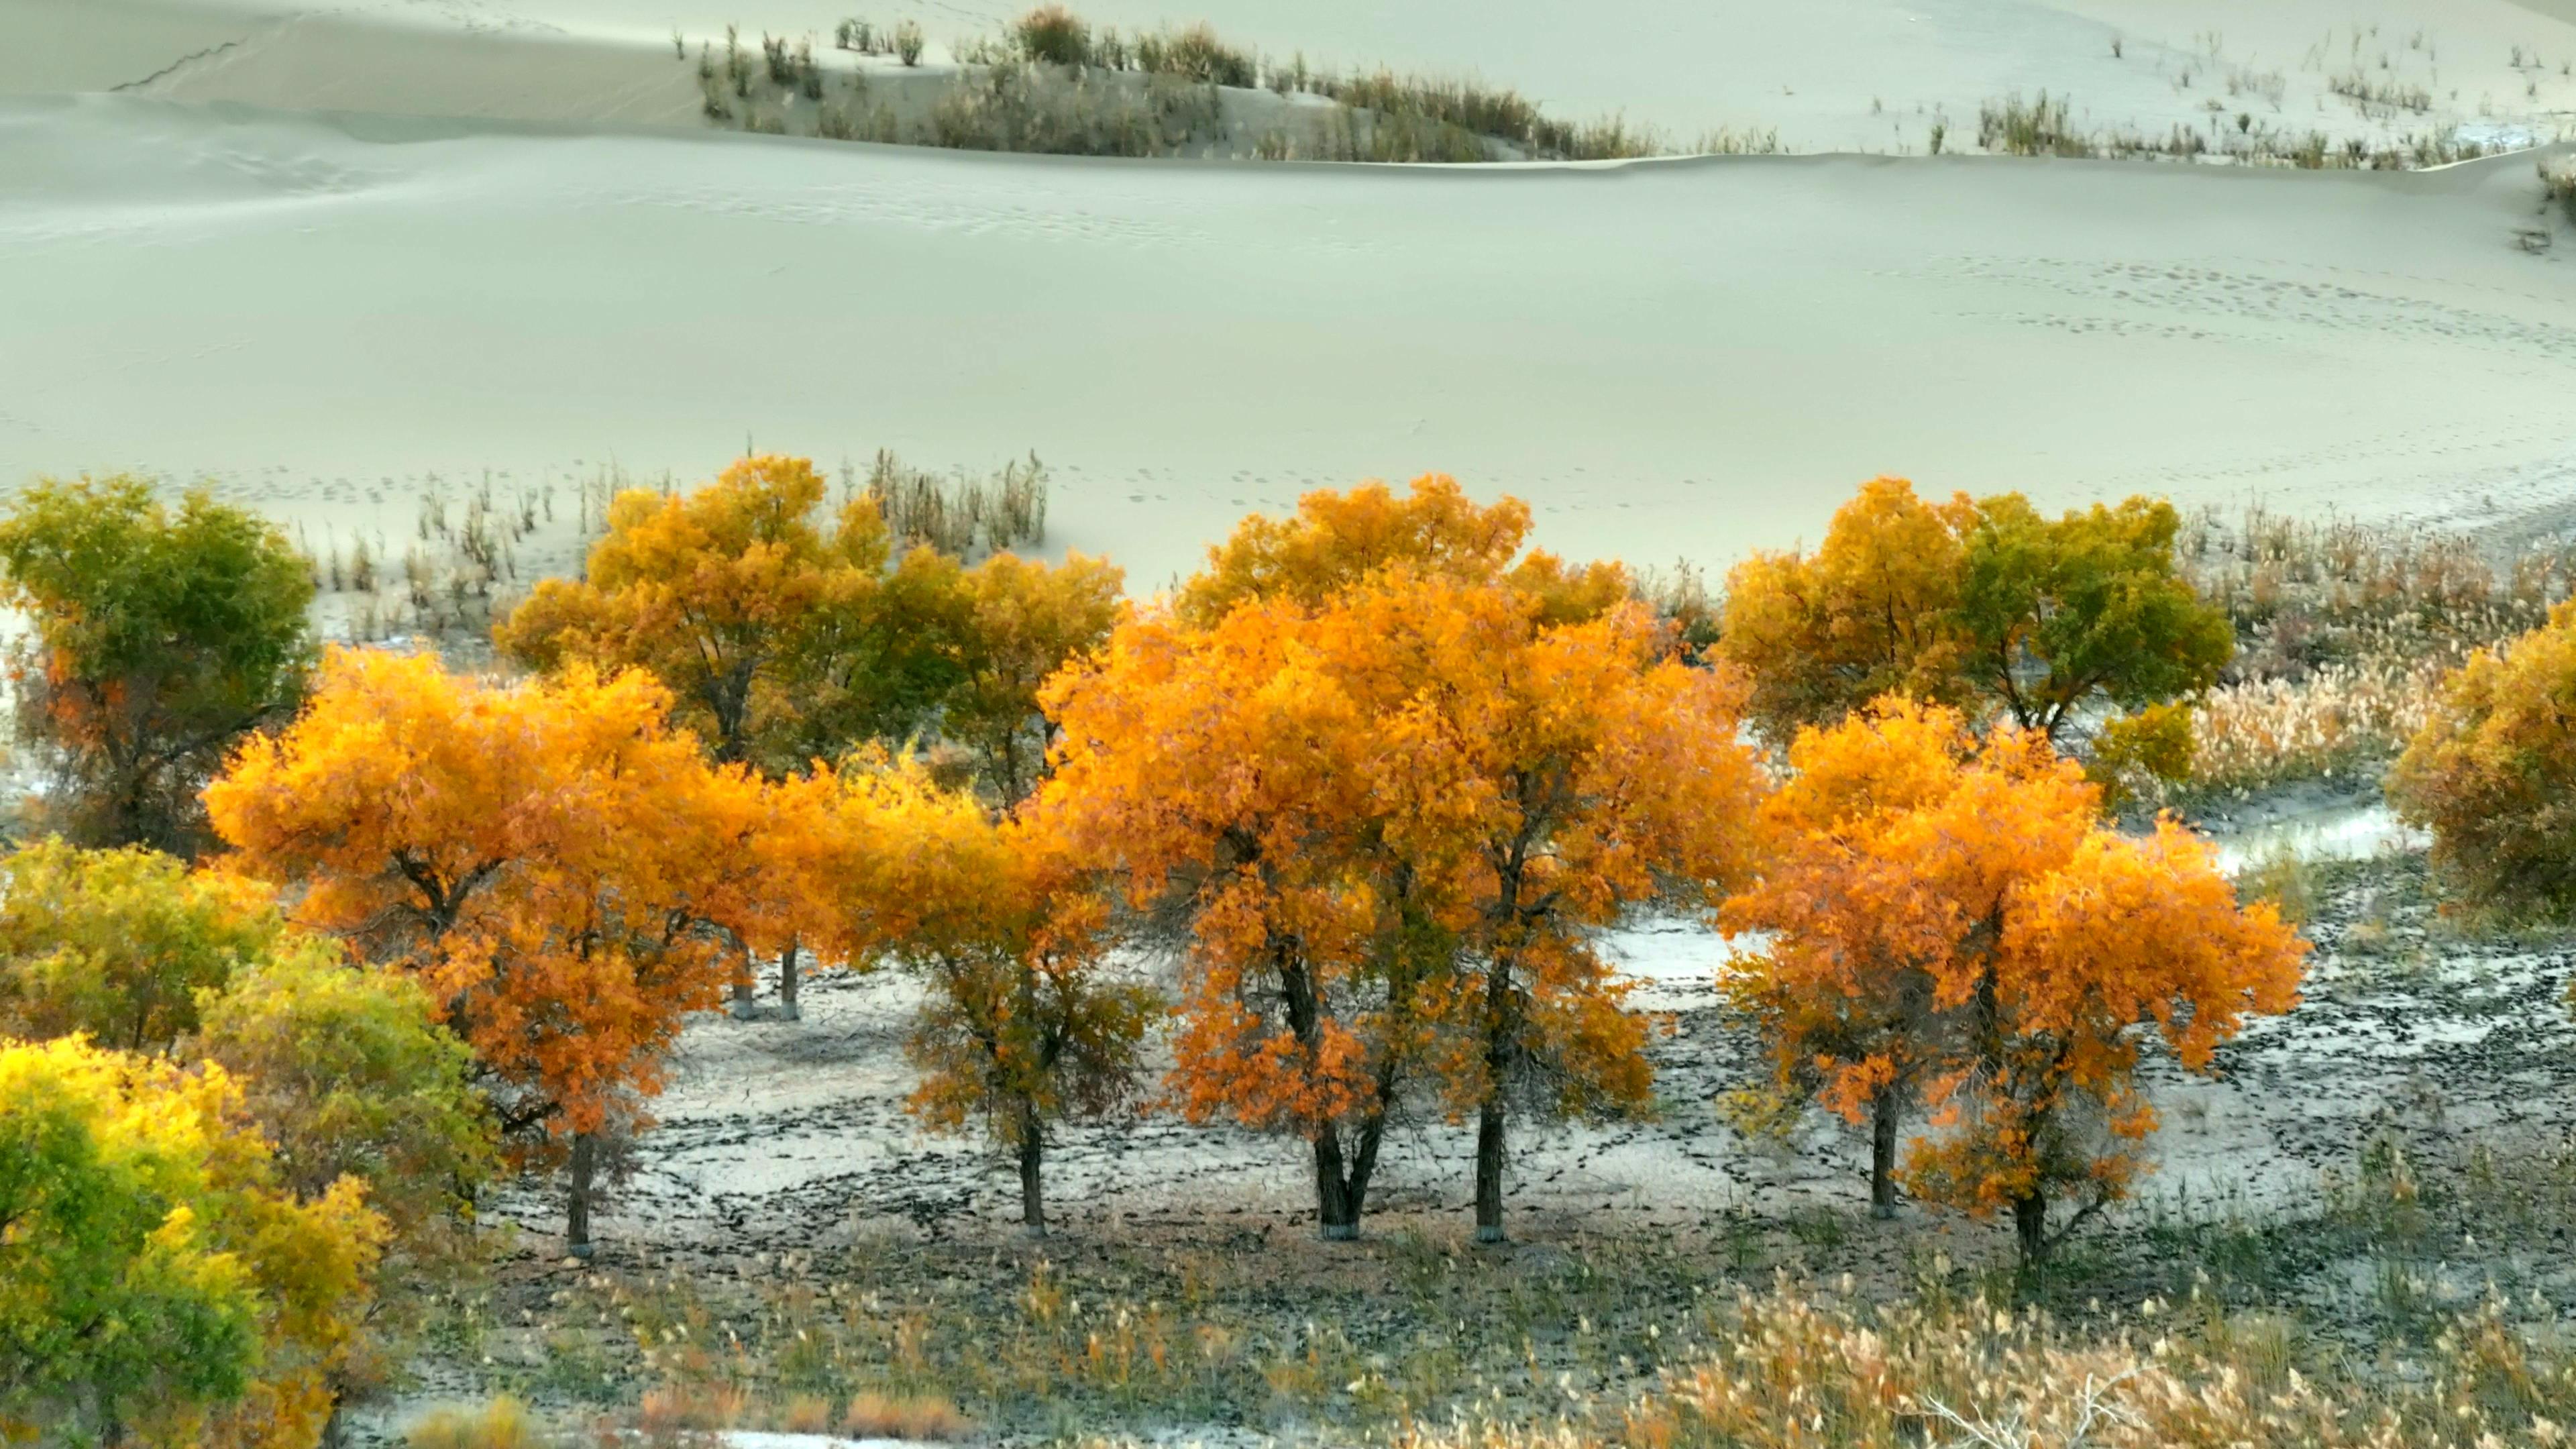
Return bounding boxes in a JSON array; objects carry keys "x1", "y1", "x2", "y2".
[
  {"x1": 1044, "y1": 474, "x2": 1762, "y2": 1237},
  {"x1": 205, "y1": 649, "x2": 785, "y2": 1143},
  {"x1": 1723, "y1": 697, "x2": 2306, "y2": 1254}
]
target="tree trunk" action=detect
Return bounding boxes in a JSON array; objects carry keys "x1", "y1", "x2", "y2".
[
  {"x1": 2013, "y1": 1191, "x2": 2047, "y2": 1265},
  {"x1": 1870, "y1": 1089, "x2": 1901, "y2": 1220},
  {"x1": 1016, "y1": 1102, "x2": 1046, "y2": 1239},
  {"x1": 778, "y1": 938, "x2": 801, "y2": 1021},
  {"x1": 729, "y1": 938, "x2": 757, "y2": 1018},
  {"x1": 1313, "y1": 1126, "x2": 1360, "y2": 1240},
  {"x1": 567, "y1": 1130, "x2": 597, "y2": 1256},
  {"x1": 1474, "y1": 1099, "x2": 1507, "y2": 1244}
]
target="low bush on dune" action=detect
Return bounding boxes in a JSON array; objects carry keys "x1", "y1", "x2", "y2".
[
  {"x1": 1012, "y1": 2, "x2": 1090, "y2": 67},
  {"x1": 2546, "y1": 156, "x2": 2576, "y2": 222},
  {"x1": 789, "y1": 7, "x2": 1701, "y2": 161}
]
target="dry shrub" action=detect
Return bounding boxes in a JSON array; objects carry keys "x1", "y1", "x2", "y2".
[
  {"x1": 777, "y1": 1393, "x2": 835, "y2": 1432},
  {"x1": 637, "y1": 1381, "x2": 750, "y2": 1434},
  {"x1": 2546, "y1": 156, "x2": 2576, "y2": 223},
  {"x1": 406, "y1": 1397, "x2": 534, "y2": 1449},
  {"x1": 843, "y1": 1391, "x2": 973, "y2": 1440},
  {"x1": 1014, "y1": 3, "x2": 1090, "y2": 66},
  {"x1": 859, "y1": 449, "x2": 1048, "y2": 555},
  {"x1": 1130, "y1": 21, "x2": 1254, "y2": 88},
  {"x1": 926, "y1": 60, "x2": 1221, "y2": 156},
  {"x1": 1393, "y1": 1282, "x2": 2576, "y2": 1449}
]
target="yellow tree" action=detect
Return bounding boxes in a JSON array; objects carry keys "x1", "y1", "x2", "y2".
[
  {"x1": 1176, "y1": 472, "x2": 1627, "y2": 627},
  {"x1": 932, "y1": 549, "x2": 1124, "y2": 807},
  {"x1": 205, "y1": 648, "x2": 769, "y2": 1252},
  {"x1": 0, "y1": 1037, "x2": 384, "y2": 1449},
  {"x1": 1719, "y1": 477, "x2": 1976, "y2": 741},
  {"x1": 1724, "y1": 699, "x2": 2306, "y2": 1261},
  {"x1": 494, "y1": 454, "x2": 889, "y2": 771},
  {"x1": 871, "y1": 771, "x2": 1156, "y2": 1236},
  {"x1": 2390, "y1": 599, "x2": 2576, "y2": 918},
  {"x1": 1349, "y1": 576, "x2": 1763, "y2": 1243}
]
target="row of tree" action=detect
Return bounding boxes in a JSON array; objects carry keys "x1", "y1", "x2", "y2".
[{"x1": 49, "y1": 458, "x2": 2574, "y2": 1446}]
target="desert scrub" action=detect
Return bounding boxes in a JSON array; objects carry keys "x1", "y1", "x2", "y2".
[
  {"x1": 851, "y1": 448, "x2": 1049, "y2": 555},
  {"x1": 924, "y1": 60, "x2": 1222, "y2": 158},
  {"x1": 2149, "y1": 506, "x2": 2576, "y2": 803},
  {"x1": 1012, "y1": 3, "x2": 1091, "y2": 66},
  {"x1": 2546, "y1": 156, "x2": 2576, "y2": 223},
  {"x1": 1393, "y1": 1280, "x2": 2576, "y2": 1449}
]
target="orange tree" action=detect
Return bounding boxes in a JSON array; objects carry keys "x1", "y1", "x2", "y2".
[
  {"x1": 1723, "y1": 698, "x2": 2305, "y2": 1263},
  {"x1": 204, "y1": 648, "x2": 777, "y2": 1250},
  {"x1": 0, "y1": 476, "x2": 313, "y2": 853},
  {"x1": 2390, "y1": 599, "x2": 2576, "y2": 919},
  {"x1": 1042, "y1": 594, "x2": 1399, "y2": 1238},
  {"x1": 1350, "y1": 575, "x2": 1762, "y2": 1243},
  {"x1": 1719, "y1": 478, "x2": 2231, "y2": 745},
  {"x1": 1047, "y1": 474, "x2": 1752, "y2": 1242},
  {"x1": 865, "y1": 769, "x2": 1155, "y2": 1236}
]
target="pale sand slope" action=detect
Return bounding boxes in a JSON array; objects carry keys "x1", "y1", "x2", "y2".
[
  {"x1": 13, "y1": 0, "x2": 2576, "y2": 154},
  {"x1": 4, "y1": 89, "x2": 2573, "y2": 588}
]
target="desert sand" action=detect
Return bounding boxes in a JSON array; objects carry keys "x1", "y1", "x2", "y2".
[{"x1": 6, "y1": 0, "x2": 2576, "y2": 588}]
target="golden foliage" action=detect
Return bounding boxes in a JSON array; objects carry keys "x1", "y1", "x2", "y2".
[
  {"x1": 205, "y1": 649, "x2": 769, "y2": 1148},
  {"x1": 1724, "y1": 698, "x2": 2305, "y2": 1258},
  {"x1": 2391, "y1": 598, "x2": 2576, "y2": 919}
]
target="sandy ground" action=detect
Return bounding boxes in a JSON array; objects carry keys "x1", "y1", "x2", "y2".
[{"x1": 5, "y1": 85, "x2": 2575, "y2": 586}]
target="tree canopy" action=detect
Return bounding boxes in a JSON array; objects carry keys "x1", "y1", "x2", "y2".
[
  {"x1": 0, "y1": 476, "x2": 313, "y2": 853},
  {"x1": 1723, "y1": 698, "x2": 2305, "y2": 1261},
  {"x1": 205, "y1": 647, "x2": 766, "y2": 1246},
  {"x1": 1718, "y1": 478, "x2": 2232, "y2": 745},
  {"x1": 2390, "y1": 598, "x2": 2576, "y2": 919}
]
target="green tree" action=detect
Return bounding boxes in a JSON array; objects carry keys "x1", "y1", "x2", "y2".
[
  {"x1": 0, "y1": 1036, "x2": 384, "y2": 1448},
  {"x1": 0, "y1": 837, "x2": 288, "y2": 1054},
  {"x1": 195, "y1": 943, "x2": 495, "y2": 1240},
  {"x1": 1718, "y1": 478, "x2": 2231, "y2": 744},
  {"x1": 0, "y1": 476, "x2": 313, "y2": 854},
  {"x1": 1953, "y1": 494, "x2": 2234, "y2": 739}
]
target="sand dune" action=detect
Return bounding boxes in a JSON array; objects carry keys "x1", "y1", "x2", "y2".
[
  {"x1": 15, "y1": 0, "x2": 2576, "y2": 153},
  {"x1": 5, "y1": 0, "x2": 2575, "y2": 588},
  {"x1": 4, "y1": 82, "x2": 2573, "y2": 586}
]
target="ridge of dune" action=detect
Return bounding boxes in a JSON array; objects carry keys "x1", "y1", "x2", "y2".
[{"x1": 13, "y1": 0, "x2": 2576, "y2": 154}]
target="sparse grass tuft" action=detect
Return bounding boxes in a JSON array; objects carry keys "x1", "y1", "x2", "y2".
[
  {"x1": 405, "y1": 1397, "x2": 534, "y2": 1449},
  {"x1": 1979, "y1": 90, "x2": 2092, "y2": 156},
  {"x1": 841, "y1": 1390, "x2": 974, "y2": 1440},
  {"x1": 855, "y1": 449, "x2": 1049, "y2": 555}
]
